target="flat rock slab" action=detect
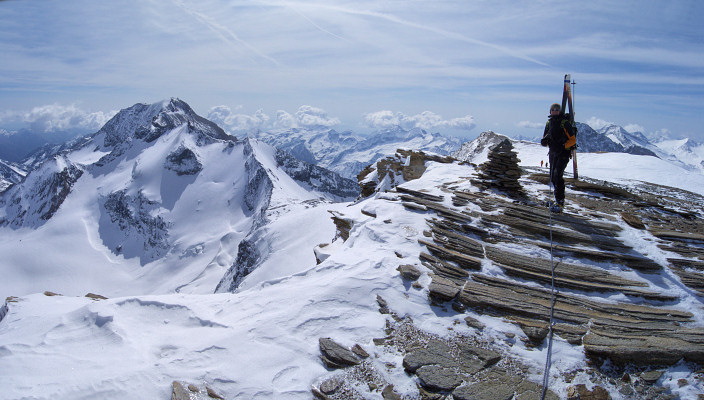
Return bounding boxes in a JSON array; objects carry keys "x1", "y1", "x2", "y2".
[
  {"x1": 484, "y1": 246, "x2": 673, "y2": 301},
  {"x1": 403, "y1": 339, "x2": 456, "y2": 372},
  {"x1": 319, "y1": 337, "x2": 360, "y2": 368},
  {"x1": 459, "y1": 274, "x2": 703, "y2": 365},
  {"x1": 452, "y1": 380, "x2": 516, "y2": 400},
  {"x1": 416, "y1": 365, "x2": 464, "y2": 392}
]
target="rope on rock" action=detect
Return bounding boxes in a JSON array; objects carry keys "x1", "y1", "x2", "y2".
[{"x1": 541, "y1": 183, "x2": 558, "y2": 400}]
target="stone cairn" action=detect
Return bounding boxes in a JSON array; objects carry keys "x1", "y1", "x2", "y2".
[{"x1": 472, "y1": 139, "x2": 525, "y2": 198}]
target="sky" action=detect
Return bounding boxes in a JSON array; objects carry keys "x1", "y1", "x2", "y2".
[{"x1": 1, "y1": 0, "x2": 703, "y2": 141}]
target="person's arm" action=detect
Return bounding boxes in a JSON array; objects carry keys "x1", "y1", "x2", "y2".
[{"x1": 540, "y1": 121, "x2": 550, "y2": 147}]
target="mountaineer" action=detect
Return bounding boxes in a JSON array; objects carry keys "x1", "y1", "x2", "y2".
[{"x1": 541, "y1": 103, "x2": 575, "y2": 213}]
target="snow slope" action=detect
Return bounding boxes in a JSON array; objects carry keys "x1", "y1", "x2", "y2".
[{"x1": 514, "y1": 140, "x2": 704, "y2": 196}]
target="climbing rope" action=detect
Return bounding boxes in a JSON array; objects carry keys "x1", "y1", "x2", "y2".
[{"x1": 540, "y1": 181, "x2": 558, "y2": 400}]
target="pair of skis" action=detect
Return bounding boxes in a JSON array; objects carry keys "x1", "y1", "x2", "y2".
[{"x1": 560, "y1": 74, "x2": 579, "y2": 180}]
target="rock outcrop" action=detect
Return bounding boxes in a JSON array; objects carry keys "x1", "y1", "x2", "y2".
[{"x1": 399, "y1": 174, "x2": 704, "y2": 366}]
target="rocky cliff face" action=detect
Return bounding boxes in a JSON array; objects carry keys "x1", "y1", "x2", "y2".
[
  {"x1": 0, "y1": 156, "x2": 83, "y2": 228},
  {"x1": 0, "y1": 159, "x2": 25, "y2": 194},
  {"x1": 274, "y1": 148, "x2": 359, "y2": 201},
  {"x1": 574, "y1": 122, "x2": 626, "y2": 153},
  {"x1": 100, "y1": 189, "x2": 171, "y2": 264}
]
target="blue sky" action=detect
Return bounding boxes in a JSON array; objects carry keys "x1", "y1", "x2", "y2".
[{"x1": 1, "y1": 0, "x2": 702, "y2": 140}]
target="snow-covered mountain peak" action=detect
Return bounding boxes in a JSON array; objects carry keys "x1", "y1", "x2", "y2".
[
  {"x1": 99, "y1": 98, "x2": 230, "y2": 149},
  {"x1": 451, "y1": 130, "x2": 510, "y2": 164},
  {"x1": 0, "y1": 99, "x2": 358, "y2": 294}
]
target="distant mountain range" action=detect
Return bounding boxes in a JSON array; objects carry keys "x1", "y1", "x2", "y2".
[
  {"x1": 2, "y1": 101, "x2": 703, "y2": 196},
  {"x1": 245, "y1": 125, "x2": 461, "y2": 179}
]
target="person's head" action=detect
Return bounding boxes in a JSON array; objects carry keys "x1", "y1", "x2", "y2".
[{"x1": 550, "y1": 103, "x2": 561, "y2": 115}]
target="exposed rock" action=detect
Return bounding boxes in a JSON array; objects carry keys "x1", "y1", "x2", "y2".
[
  {"x1": 515, "y1": 379, "x2": 560, "y2": 400},
  {"x1": 320, "y1": 378, "x2": 342, "y2": 395},
  {"x1": 620, "y1": 212, "x2": 646, "y2": 229},
  {"x1": 0, "y1": 156, "x2": 83, "y2": 227},
  {"x1": 165, "y1": 145, "x2": 202, "y2": 175},
  {"x1": 319, "y1": 337, "x2": 360, "y2": 369},
  {"x1": 377, "y1": 294, "x2": 390, "y2": 314},
  {"x1": 171, "y1": 381, "x2": 190, "y2": 400},
  {"x1": 401, "y1": 151, "x2": 427, "y2": 181},
  {"x1": 415, "y1": 365, "x2": 463, "y2": 392},
  {"x1": 484, "y1": 245, "x2": 671, "y2": 301},
  {"x1": 351, "y1": 344, "x2": 370, "y2": 359},
  {"x1": 427, "y1": 274, "x2": 462, "y2": 302},
  {"x1": 44, "y1": 291, "x2": 62, "y2": 296},
  {"x1": 457, "y1": 343, "x2": 501, "y2": 368},
  {"x1": 85, "y1": 293, "x2": 108, "y2": 300},
  {"x1": 397, "y1": 264, "x2": 422, "y2": 281},
  {"x1": 519, "y1": 322, "x2": 549, "y2": 346},
  {"x1": 330, "y1": 211, "x2": 353, "y2": 241},
  {"x1": 464, "y1": 316, "x2": 485, "y2": 330},
  {"x1": 206, "y1": 386, "x2": 224, "y2": 399},
  {"x1": 452, "y1": 380, "x2": 515, "y2": 400},
  {"x1": 381, "y1": 384, "x2": 402, "y2": 400},
  {"x1": 357, "y1": 150, "x2": 452, "y2": 197},
  {"x1": 471, "y1": 139, "x2": 525, "y2": 198},
  {"x1": 100, "y1": 189, "x2": 171, "y2": 264},
  {"x1": 639, "y1": 369, "x2": 664, "y2": 384},
  {"x1": 403, "y1": 339, "x2": 456, "y2": 373},
  {"x1": 275, "y1": 148, "x2": 359, "y2": 200},
  {"x1": 567, "y1": 384, "x2": 611, "y2": 400},
  {"x1": 312, "y1": 386, "x2": 332, "y2": 399}
]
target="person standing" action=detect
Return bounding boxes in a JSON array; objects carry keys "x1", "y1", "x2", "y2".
[{"x1": 540, "y1": 103, "x2": 574, "y2": 213}]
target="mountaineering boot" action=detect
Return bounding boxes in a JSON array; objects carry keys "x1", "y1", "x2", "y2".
[{"x1": 549, "y1": 200, "x2": 564, "y2": 214}]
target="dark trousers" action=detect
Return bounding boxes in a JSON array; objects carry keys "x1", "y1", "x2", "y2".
[{"x1": 549, "y1": 150, "x2": 571, "y2": 202}]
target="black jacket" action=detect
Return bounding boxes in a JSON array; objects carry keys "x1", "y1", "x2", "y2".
[{"x1": 541, "y1": 114, "x2": 573, "y2": 154}]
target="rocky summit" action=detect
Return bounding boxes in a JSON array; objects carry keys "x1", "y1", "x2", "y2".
[{"x1": 313, "y1": 149, "x2": 704, "y2": 399}]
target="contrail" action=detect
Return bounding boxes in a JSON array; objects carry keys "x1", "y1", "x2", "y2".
[
  {"x1": 286, "y1": 5, "x2": 351, "y2": 43},
  {"x1": 265, "y1": 1, "x2": 550, "y2": 67},
  {"x1": 170, "y1": 0, "x2": 280, "y2": 66}
]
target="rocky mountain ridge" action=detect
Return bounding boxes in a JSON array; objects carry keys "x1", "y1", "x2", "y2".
[{"x1": 308, "y1": 145, "x2": 704, "y2": 399}]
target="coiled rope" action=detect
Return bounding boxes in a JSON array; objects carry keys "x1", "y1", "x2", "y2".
[{"x1": 540, "y1": 177, "x2": 558, "y2": 400}]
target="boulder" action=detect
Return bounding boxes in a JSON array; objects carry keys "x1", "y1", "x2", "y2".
[{"x1": 319, "y1": 337, "x2": 360, "y2": 368}]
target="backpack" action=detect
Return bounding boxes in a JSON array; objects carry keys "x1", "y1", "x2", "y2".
[{"x1": 561, "y1": 113, "x2": 577, "y2": 150}]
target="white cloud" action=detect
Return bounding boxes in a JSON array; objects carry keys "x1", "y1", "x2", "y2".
[
  {"x1": 294, "y1": 106, "x2": 340, "y2": 129},
  {"x1": 0, "y1": 104, "x2": 116, "y2": 133},
  {"x1": 623, "y1": 123, "x2": 645, "y2": 133},
  {"x1": 364, "y1": 110, "x2": 475, "y2": 131},
  {"x1": 363, "y1": 110, "x2": 400, "y2": 130},
  {"x1": 207, "y1": 105, "x2": 339, "y2": 131},
  {"x1": 516, "y1": 121, "x2": 544, "y2": 129},
  {"x1": 274, "y1": 110, "x2": 296, "y2": 129},
  {"x1": 207, "y1": 105, "x2": 271, "y2": 132},
  {"x1": 585, "y1": 117, "x2": 613, "y2": 130}
]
